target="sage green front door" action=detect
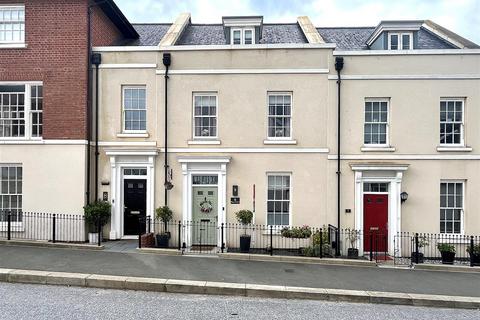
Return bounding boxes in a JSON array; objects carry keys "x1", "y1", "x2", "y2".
[{"x1": 192, "y1": 186, "x2": 218, "y2": 245}]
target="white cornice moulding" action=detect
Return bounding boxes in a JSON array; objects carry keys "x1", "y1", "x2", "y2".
[
  {"x1": 162, "y1": 147, "x2": 329, "y2": 153},
  {"x1": 328, "y1": 74, "x2": 480, "y2": 80},
  {"x1": 157, "y1": 69, "x2": 329, "y2": 75},
  {"x1": 333, "y1": 49, "x2": 480, "y2": 56},
  {"x1": 0, "y1": 139, "x2": 87, "y2": 145},
  {"x1": 177, "y1": 156, "x2": 231, "y2": 163},
  {"x1": 328, "y1": 154, "x2": 480, "y2": 160},
  {"x1": 99, "y1": 64, "x2": 157, "y2": 69},
  {"x1": 105, "y1": 148, "x2": 158, "y2": 156},
  {"x1": 93, "y1": 43, "x2": 336, "y2": 52}
]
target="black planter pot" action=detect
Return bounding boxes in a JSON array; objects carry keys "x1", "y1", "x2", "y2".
[
  {"x1": 411, "y1": 252, "x2": 424, "y2": 264},
  {"x1": 347, "y1": 248, "x2": 359, "y2": 259},
  {"x1": 469, "y1": 253, "x2": 480, "y2": 266},
  {"x1": 239, "y1": 235, "x2": 251, "y2": 253},
  {"x1": 156, "y1": 233, "x2": 170, "y2": 248},
  {"x1": 440, "y1": 251, "x2": 455, "y2": 265}
]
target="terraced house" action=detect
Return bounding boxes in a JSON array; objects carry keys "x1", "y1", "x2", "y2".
[
  {"x1": 1, "y1": 1, "x2": 479, "y2": 257},
  {"x1": 92, "y1": 11, "x2": 480, "y2": 256}
]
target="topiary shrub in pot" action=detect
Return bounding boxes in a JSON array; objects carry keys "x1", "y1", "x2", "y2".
[
  {"x1": 466, "y1": 244, "x2": 480, "y2": 266},
  {"x1": 155, "y1": 206, "x2": 173, "y2": 248},
  {"x1": 235, "y1": 209, "x2": 253, "y2": 253},
  {"x1": 411, "y1": 235, "x2": 429, "y2": 264},
  {"x1": 84, "y1": 200, "x2": 111, "y2": 244},
  {"x1": 437, "y1": 243, "x2": 456, "y2": 265}
]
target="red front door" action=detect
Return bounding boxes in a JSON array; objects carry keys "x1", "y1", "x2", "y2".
[{"x1": 363, "y1": 194, "x2": 388, "y2": 252}]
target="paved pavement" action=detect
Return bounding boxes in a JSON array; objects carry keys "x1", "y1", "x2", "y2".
[
  {"x1": 0, "y1": 244, "x2": 480, "y2": 297},
  {"x1": 1, "y1": 282, "x2": 478, "y2": 320}
]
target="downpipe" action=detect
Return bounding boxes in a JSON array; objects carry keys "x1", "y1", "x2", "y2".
[{"x1": 335, "y1": 57, "x2": 344, "y2": 257}]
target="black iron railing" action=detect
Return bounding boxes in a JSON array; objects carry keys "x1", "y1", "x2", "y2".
[{"x1": 0, "y1": 211, "x2": 90, "y2": 244}]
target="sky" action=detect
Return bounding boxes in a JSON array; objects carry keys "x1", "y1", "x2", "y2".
[{"x1": 114, "y1": 0, "x2": 480, "y2": 44}]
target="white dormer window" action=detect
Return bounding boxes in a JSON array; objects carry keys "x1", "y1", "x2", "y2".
[
  {"x1": 231, "y1": 28, "x2": 255, "y2": 45},
  {"x1": 388, "y1": 32, "x2": 413, "y2": 50}
]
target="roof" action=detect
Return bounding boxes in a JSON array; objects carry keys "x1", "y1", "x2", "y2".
[
  {"x1": 95, "y1": 0, "x2": 139, "y2": 39},
  {"x1": 174, "y1": 23, "x2": 307, "y2": 45},
  {"x1": 125, "y1": 24, "x2": 172, "y2": 46},
  {"x1": 317, "y1": 27, "x2": 375, "y2": 50}
]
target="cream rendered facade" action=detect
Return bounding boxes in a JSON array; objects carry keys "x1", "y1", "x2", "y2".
[
  {"x1": 95, "y1": 47, "x2": 334, "y2": 240},
  {"x1": 92, "y1": 16, "x2": 480, "y2": 255},
  {"x1": 326, "y1": 52, "x2": 480, "y2": 253}
]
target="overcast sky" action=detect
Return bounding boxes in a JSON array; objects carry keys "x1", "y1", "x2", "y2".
[{"x1": 114, "y1": 0, "x2": 480, "y2": 44}]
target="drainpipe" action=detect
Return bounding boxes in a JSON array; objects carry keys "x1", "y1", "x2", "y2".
[
  {"x1": 335, "y1": 56, "x2": 344, "y2": 257},
  {"x1": 85, "y1": 5, "x2": 92, "y2": 204},
  {"x1": 92, "y1": 53, "x2": 102, "y2": 201},
  {"x1": 163, "y1": 53, "x2": 171, "y2": 206}
]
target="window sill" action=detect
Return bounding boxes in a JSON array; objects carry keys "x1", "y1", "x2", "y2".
[
  {"x1": 361, "y1": 146, "x2": 396, "y2": 152},
  {"x1": 263, "y1": 140, "x2": 297, "y2": 145},
  {"x1": 437, "y1": 146, "x2": 472, "y2": 152},
  {"x1": 0, "y1": 43, "x2": 27, "y2": 49},
  {"x1": 188, "y1": 140, "x2": 221, "y2": 145},
  {"x1": 116, "y1": 132, "x2": 149, "y2": 138}
]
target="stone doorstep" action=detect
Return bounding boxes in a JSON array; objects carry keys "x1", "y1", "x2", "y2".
[{"x1": 1, "y1": 268, "x2": 479, "y2": 310}]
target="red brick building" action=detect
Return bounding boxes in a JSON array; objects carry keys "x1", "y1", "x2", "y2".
[{"x1": 0, "y1": 0, "x2": 139, "y2": 216}]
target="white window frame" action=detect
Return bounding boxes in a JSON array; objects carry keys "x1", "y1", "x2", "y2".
[
  {"x1": 0, "y1": 81, "x2": 43, "y2": 140},
  {"x1": 230, "y1": 27, "x2": 255, "y2": 45},
  {"x1": 440, "y1": 98, "x2": 465, "y2": 147},
  {"x1": 266, "y1": 92, "x2": 293, "y2": 141},
  {"x1": 0, "y1": 164, "x2": 22, "y2": 229},
  {"x1": 440, "y1": 180, "x2": 465, "y2": 235},
  {"x1": 363, "y1": 98, "x2": 389, "y2": 147},
  {"x1": 388, "y1": 32, "x2": 413, "y2": 50},
  {"x1": 192, "y1": 92, "x2": 218, "y2": 140},
  {"x1": 0, "y1": 5, "x2": 25, "y2": 45},
  {"x1": 122, "y1": 86, "x2": 147, "y2": 134},
  {"x1": 266, "y1": 172, "x2": 292, "y2": 227}
]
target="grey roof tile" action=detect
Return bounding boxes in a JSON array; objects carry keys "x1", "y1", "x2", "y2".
[
  {"x1": 317, "y1": 27, "x2": 375, "y2": 50},
  {"x1": 260, "y1": 24, "x2": 307, "y2": 44},
  {"x1": 122, "y1": 24, "x2": 171, "y2": 46},
  {"x1": 417, "y1": 27, "x2": 456, "y2": 49},
  {"x1": 177, "y1": 24, "x2": 225, "y2": 45}
]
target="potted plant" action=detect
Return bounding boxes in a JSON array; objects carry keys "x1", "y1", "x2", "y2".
[
  {"x1": 437, "y1": 243, "x2": 456, "y2": 265},
  {"x1": 280, "y1": 225, "x2": 312, "y2": 239},
  {"x1": 235, "y1": 209, "x2": 253, "y2": 253},
  {"x1": 83, "y1": 200, "x2": 111, "y2": 244},
  {"x1": 466, "y1": 244, "x2": 480, "y2": 265},
  {"x1": 155, "y1": 206, "x2": 173, "y2": 248},
  {"x1": 411, "y1": 235, "x2": 429, "y2": 263},
  {"x1": 346, "y1": 228, "x2": 360, "y2": 259}
]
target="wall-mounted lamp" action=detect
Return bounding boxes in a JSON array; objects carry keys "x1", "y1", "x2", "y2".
[
  {"x1": 400, "y1": 192, "x2": 409, "y2": 203},
  {"x1": 164, "y1": 181, "x2": 174, "y2": 190}
]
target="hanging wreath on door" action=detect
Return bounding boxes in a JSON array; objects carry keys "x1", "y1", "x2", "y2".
[{"x1": 199, "y1": 199, "x2": 214, "y2": 213}]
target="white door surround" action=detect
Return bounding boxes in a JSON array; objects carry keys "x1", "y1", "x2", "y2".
[
  {"x1": 106, "y1": 149, "x2": 157, "y2": 240},
  {"x1": 351, "y1": 163, "x2": 409, "y2": 256},
  {"x1": 179, "y1": 156, "x2": 230, "y2": 248}
]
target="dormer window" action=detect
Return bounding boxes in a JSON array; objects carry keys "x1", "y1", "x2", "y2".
[
  {"x1": 388, "y1": 32, "x2": 413, "y2": 50},
  {"x1": 222, "y1": 16, "x2": 263, "y2": 46},
  {"x1": 231, "y1": 28, "x2": 254, "y2": 45}
]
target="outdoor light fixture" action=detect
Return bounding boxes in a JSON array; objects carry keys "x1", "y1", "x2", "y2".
[
  {"x1": 164, "y1": 181, "x2": 174, "y2": 190},
  {"x1": 400, "y1": 192, "x2": 409, "y2": 203}
]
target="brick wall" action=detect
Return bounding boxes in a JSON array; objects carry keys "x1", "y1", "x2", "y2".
[
  {"x1": 0, "y1": 0, "x2": 125, "y2": 140},
  {"x1": 92, "y1": 5, "x2": 123, "y2": 46}
]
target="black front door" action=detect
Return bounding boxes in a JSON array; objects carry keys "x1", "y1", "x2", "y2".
[{"x1": 124, "y1": 179, "x2": 147, "y2": 236}]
